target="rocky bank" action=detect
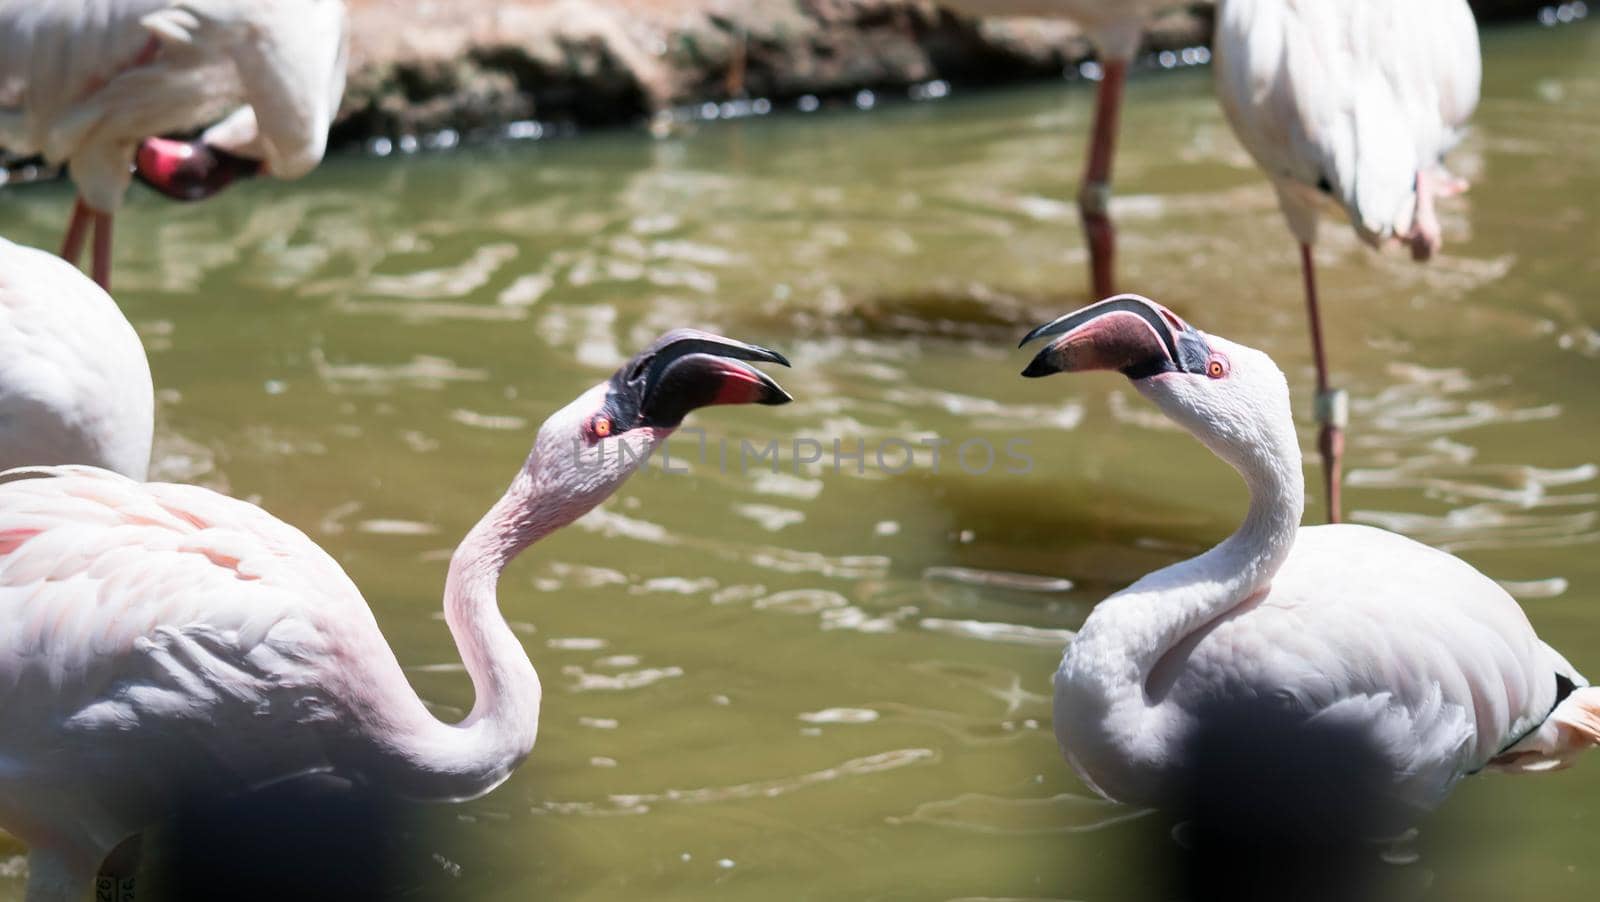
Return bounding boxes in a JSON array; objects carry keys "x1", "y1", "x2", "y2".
[{"x1": 337, "y1": 0, "x2": 1570, "y2": 144}]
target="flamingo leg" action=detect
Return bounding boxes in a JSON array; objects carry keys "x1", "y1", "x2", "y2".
[
  {"x1": 60, "y1": 197, "x2": 93, "y2": 266},
  {"x1": 91, "y1": 209, "x2": 114, "y2": 291},
  {"x1": 1300, "y1": 242, "x2": 1345, "y2": 523},
  {"x1": 1408, "y1": 169, "x2": 1444, "y2": 262},
  {"x1": 1079, "y1": 58, "x2": 1127, "y2": 299}
]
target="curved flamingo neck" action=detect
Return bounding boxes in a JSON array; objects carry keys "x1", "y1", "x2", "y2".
[
  {"x1": 376, "y1": 467, "x2": 558, "y2": 802},
  {"x1": 1074, "y1": 406, "x2": 1304, "y2": 693}
]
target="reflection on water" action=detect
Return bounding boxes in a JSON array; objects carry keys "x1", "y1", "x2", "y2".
[{"x1": 2, "y1": 18, "x2": 1599, "y2": 902}]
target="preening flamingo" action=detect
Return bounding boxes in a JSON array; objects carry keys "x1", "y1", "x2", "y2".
[
  {"x1": 1019, "y1": 294, "x2": 1600, "y2": 815},
  {"x1": 0, "y1": 237, "x2": 152, "y2": 479},
  {"x1": 938, "y1": 0, "x2": 1183, "y2": 297},
  {"x1": 1213, "y1": 0, "x2": 1481, "y2": 522},
  {"x1": 0, "y1": 0, "x2": 349, "y2": 289},
  {"x1": 0, "y1": 330, "x2": 791, "y2": 902}
]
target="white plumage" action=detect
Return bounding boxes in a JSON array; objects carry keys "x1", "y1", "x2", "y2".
[
  {"x1": 1212, "y1": 0, "x2": 1482, "y2": 522},
  {"x1": 0, "y1": 238, "x2": 152, "y2": 480},
  {"x1": 1214, "y1": 0, "x2": 1480, "y2": 253},
  {"x1": 1020, "y1": 295, "x2": 1600, "y2": 815},
  {"x1": 0, "y1": 0, "x2": 349, "y2": 287},
  {"x1": 0, "y1": 331, "x2": 791, "y2": 901}
]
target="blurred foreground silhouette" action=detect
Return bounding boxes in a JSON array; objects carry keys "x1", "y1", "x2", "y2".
[
  {"x1": 140, "y1": 776, "x2": 463, "y2": 902},
  {"x1": 1104, "y1": 694, "x2": 1434, "y2": 902}
]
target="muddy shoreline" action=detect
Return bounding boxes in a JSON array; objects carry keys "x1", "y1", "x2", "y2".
[
  {"x1": 334, "y1": 0, "x2": 1570, "y2": 146},
  {"x1": 0, "y1": 0, "x2": 1576, "y2": 172}
]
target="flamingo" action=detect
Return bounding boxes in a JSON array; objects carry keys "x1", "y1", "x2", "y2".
[
  {"x1": 1212, "y1": 0, "x2": 1481, "y2": 522},
  {"x1": 0, "y1": 0, "x2": 349, "y2": 289},
  {"x1": 0, "y1": 237, "x2": 153, "y2": 479},
  {"x1": 1019, "y1": 294, "x2": 1600, "y2": 817},
  {"x1": 0, "y1": 329, "x2": 791, "y2": 902},
  {"x1": 937, "y1": 0, "x2": 1183, "y2": 297}
]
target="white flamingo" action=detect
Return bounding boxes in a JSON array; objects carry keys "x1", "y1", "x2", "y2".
[
  {"x1": 0, "y1": 237, "x2": 152, "y2": 479},
  {"x1": 1019, "y1": 295, "x2": 1600, "y2": 815},
  {"x1": 0, "y1": 0, "x2": 349, "y2": 289},
  {"x1": 1213, "y1": 0, "x2": 1481, "y2": 522},
  {"x1": 0, "y1": 330, "x2": 791, "y2": 901},
  {"x1": 937, "y1": 0, "x2": 1184, "y2": 297}
]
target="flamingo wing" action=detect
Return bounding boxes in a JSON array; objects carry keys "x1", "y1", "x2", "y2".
[
  {"x1": 1164, "y1": 524, "x2": 1574, "y2": 806},
  {"x1": 146, "y1": 0, "x2": 349, "y2": 179},
  {"x1": 1214, "y1": 0, "x2": 1481, "y2": 245},
  {"x1": 0, "y1": 466, "x2": 388, "y2": 753},
  {"x1": 0, "y1": 238, "x2": 153, "y2": 479}
]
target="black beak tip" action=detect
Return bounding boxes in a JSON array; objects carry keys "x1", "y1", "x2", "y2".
[
  {"x1": 1021, "y1": 352, "x2": 1060, "y2": 379},
  {"x1": 762, "y1": 346, "x2": 793, "y2": 368},
  {"x1": 762, "y1": 383, "x2": 795, "y2": 406}
]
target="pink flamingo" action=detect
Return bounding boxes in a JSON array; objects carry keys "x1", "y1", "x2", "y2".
[
  {"x1": 0, "y1": 0, "x2": 349, "y2": 289},
  {"x1": 0, "y1": 237, "x2": 153, "y2": 479},
  {"x1": 0, "y1": 330, "x2": 790, "y2": 901},
  {"x1": 1021, "y1": 295, "x2": 1600, "y2": 816},
  {"x1": 1213, "y1": 0, "x2": 1481, "y2": 521}
]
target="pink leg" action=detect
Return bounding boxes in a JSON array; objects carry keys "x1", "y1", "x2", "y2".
[
  {"x1": 60, "y1": 197, "x2": 92, "y2": 266},
  {"x1": 1408, "y1": 170, "x2": 1443, "y2": 262},
  {"x1": 1301, "y1": 242, "x2": 1345, "y2": 524},
  {"x1": 91, "y1": 209, "x2": 114, "y2": 291},
  {"x1": 1079, "y1": 58, "x2": 1127, "y2": 299}
]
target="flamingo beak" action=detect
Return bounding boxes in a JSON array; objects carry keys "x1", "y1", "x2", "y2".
[
  {"x1": 1019, "y1": 294, "x2": 1210, "y2": 380},
  {"x1": 134, "y1": 138, "x2": 263, "y2": 202},
  {"x1": 607, "y1": 329, "x2": 792, "y2": 429}
]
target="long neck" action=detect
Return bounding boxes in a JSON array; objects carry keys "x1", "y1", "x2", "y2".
[
  {"x1": 367, "y1": 468, "x2": 557, "y2": 802},
  {"x1": 1077, "y1": 425, "x2": 1304, "y2": 690}
]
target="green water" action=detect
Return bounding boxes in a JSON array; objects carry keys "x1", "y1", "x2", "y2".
[{"x1": 2, "y1": 18, "x2": 1599, "y2": 902}]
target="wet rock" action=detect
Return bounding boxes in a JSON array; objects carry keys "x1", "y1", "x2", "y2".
[{"x1": 338, "y1": 0, "x2": 1220, "y2": 142}]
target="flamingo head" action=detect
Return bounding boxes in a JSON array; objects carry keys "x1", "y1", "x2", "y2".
[
  {"x1": 1019, "y1": 294, "x2": 1296, "y2": 474},
  {"x1": 134, "y1": 137, "x2": 263, "y2": 202},
  {"x1": 524, "y1": 330, "x2": 792, "y2": 522}
]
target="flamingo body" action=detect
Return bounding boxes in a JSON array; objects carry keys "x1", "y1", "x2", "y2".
[
  {"x1": 1060, "y1": 521, "x2": 1580, "y2": 809},
  {"x1": 0, "y1": 466, "x2": 388, "y2": 890},
  {"x1": 1214, "y1": 0, "x2": 1481, "y2": 251},
  {"x1": 1210, "y1": 0, "x2": 1482, "y2": 521},
  {"x1": 0, "y1": 331, "x2": 792, "y2": 901},
  {"x1": 1021, "y1": 296, "x2": 1600, "y2": 816},
  {"x1": 0, "y1": 0, "x2": 348, "y2": 287},
  {"x1": 0, "y1": 238, "x2": 152, "y2": 479}
]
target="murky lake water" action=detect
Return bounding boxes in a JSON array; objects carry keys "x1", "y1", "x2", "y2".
[{"x1": 2, "y1": 17, "x2": 1598, "y2": 902}]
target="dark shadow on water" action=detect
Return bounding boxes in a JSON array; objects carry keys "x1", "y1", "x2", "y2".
[
  {"x1": 730, "y1": 288, "x2": 1212, "y2": 344},
  {"x1": 737, "y1": 289, "x2": 1056, "y2": 342},
  {"x1": 1166, "y1": 698, "x2": 1402, "y2": 902},
  {"x1": 1104, "y1": 695, "x2": 1439, "y2": 902},
  {"x1": 140, "y1": 775, "x2": 498, "y2": 902}
]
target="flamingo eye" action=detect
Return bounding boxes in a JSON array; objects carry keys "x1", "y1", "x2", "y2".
[
  {"x1": 1206, "y1": 356, "x2": 1229, "y2": 379},
  {"x1": 591, "y1": 416, "x2": 612, "y2": 438}
]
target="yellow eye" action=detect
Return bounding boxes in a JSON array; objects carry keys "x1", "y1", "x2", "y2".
[
  {"x1": 593, "y1": 416, "x2": 612, "y2": 438},
  {"x1": 1206, "y1": 359, "x2": 1227, "y2": 379}
]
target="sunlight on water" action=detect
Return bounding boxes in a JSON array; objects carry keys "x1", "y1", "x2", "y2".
[{"x1": 1, "y1": 17, "x2": 1598, "y2": 902}]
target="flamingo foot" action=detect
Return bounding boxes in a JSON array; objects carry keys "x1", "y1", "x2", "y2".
[
  {"x1": 1407, "y1": 170, "x2": 1445, "y2": 262},
  {"x1": 1430, "y1": 167, "x2": 1470, "y2": 198}
]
